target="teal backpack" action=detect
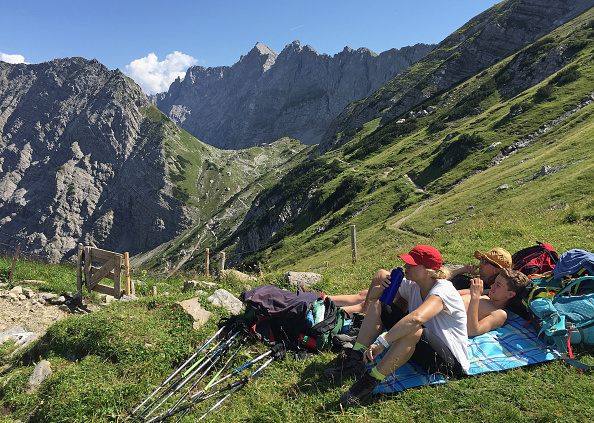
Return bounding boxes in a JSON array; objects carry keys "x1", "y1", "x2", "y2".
[{"x1": 529, "y1": 276, "x2": 594, "y2": 371}]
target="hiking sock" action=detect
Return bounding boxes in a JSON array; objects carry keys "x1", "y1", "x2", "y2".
[
  {"x1": 353, "y1": 342, "x2": 367, "y2": 353},
  {"x1": 370, "y1": 366, "x2": 386, "y2": 381}
]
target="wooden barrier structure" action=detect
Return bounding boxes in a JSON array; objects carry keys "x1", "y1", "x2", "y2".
[{"x1": 77, "y1": 244, "x2": 132, "y2": 299}]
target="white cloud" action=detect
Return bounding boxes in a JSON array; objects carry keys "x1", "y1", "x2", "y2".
[
  {"x1": 0, "y1": 52, "x2": 26, "y2": 64},
  {"x1": 123, "y1": 51, "x2": 197, "y2": 95}
]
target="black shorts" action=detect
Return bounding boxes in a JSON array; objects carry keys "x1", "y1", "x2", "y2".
[{"x1": 380, "y1": 302, "x2": 464, "y2": 377}]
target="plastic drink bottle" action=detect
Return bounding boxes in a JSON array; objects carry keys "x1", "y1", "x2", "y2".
[{"x1": 379, "y1": 267, "x2": 404, "y2": 304}]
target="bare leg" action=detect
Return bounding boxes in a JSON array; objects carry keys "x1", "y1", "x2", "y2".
[
  {"x1": 328, "y1": 290, "x2": 368, "y2": 314},
  {"x1": 327, "y1": 268, "x2": 390, "y2": 314},
  {"x1": 375, "y1": 329, "x2": 422, "y2": 375},
  {"x1": 352, "y1": 296, "x2": 385, "y2": 346},
  {"x1": 360, "y1": 269, "x2": 390, "y2": 313}
]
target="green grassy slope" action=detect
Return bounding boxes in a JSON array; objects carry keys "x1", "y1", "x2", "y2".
[
  {"x1": 133, "y1": 105, "x2": 312, "y2": 271},
  {"x1": 240, "y1": 9, "x2": 594, "y2": 275}
]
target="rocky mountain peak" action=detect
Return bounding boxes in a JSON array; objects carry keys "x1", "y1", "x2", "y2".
[
  {"x1": 240, "y1": 42, "x2": 279, "y2": 72},
  {"x1": 0, "y1": 58, "x2": 193, "y2": 262},
  {"x1": 152, "y1": 41, "x2": 434, "y2": 149}
]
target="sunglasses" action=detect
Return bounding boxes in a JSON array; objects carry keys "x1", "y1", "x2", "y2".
[{"x1": 480, "y1": 258, "x2": 500, "y2": 268}]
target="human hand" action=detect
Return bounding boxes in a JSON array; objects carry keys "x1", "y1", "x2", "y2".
[
  {"x1": 470, "y1": 278, "x2": 484, "y2": 300},
  {"x1": 462, "y1": 264, "x2": 479, "y2": 275},
  {"x1": 363, "y1": 343, "x2": 384, "y2": 363}
]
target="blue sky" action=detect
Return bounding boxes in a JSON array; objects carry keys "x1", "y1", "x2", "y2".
[{"x1": 1, "y1": 0, "x2": 499, "y2": 94}]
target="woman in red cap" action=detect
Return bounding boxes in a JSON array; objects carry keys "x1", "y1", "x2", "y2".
[{"x1": 325, "y1": 245, "x2": 469, "y2": 407}]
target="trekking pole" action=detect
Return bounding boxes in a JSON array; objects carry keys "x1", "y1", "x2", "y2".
[
  {"x1": 131, "y1": 332, "x2": 230, "y2": 423},
  {"x1": 189, "y1": 344, "x2": 277, "y2": 398},
  {"x1": 168, "y1": 336, "x2": 247, "y2": 414},
  {"x1": 168, "y1": 344, "x2": 285, "y2": 423},
  {"x1": 143, "y1": 331, "x2": 241, "y2": 421},
  {"x1": 166, "y1": 337, "x2": 249, "y2": 422},
  {"x1": 129, "y1": 325, "x2": 226, "y2": 421},
  {"x1": 195, "y1": 356, "x2": 275, "y2": 422},
  {"x1": 152, "y1": 368, "x2": 255, "y2": 423}
]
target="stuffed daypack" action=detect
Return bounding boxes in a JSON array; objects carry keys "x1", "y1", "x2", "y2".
[
  {"x1": 553, "y1": 249, "x2": 594, "y2": 279},
  {"x1": 240, "y1": 285, "x2": 345, "y2": 352},
  {"x1": 529, "y1": 276, "x2": 594, "y2": 371},
  {"x1": 512, "y1": 242, "x2": 559, "y2": 275}
]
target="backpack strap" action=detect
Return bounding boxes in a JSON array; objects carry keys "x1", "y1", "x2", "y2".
[
  {"x1": 532, "y1": 296, "x2": 593, "y2": 372},
  {"x1": 556, "y1": 275, "x2": 594, "y2": 297}
]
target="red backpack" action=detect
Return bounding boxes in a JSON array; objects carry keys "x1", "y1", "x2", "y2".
[{"x1": 512, "y1": 242, "x2": 559, "y2": 276}]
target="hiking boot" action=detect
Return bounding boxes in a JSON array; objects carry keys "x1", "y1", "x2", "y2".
[
  {"x1": 332, "y1": 325, "x2": 360, "y2": 350},
  {"x1": 324, "y1": 348, "x2": 365, "y2": 380},
  {"x1": 339, "y1": 370, "x2": 380, "y2": 407}
]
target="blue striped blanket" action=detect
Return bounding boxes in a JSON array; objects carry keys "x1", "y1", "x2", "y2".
[{"x1": 371, "y1": 312, "x2": 559, "y2": 394}]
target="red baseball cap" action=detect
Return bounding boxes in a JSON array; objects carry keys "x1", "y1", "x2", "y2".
[{"x1": 398, "y1": 245, "x2": 442, "y2": 270}]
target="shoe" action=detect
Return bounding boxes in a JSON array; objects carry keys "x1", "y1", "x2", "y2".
[
  {"x1": 332, "y1": 326, "x2": 360, "y2": 349},
  {"x1": 324, "y1": 348, "x2": 365, "y2": 380},
  {"x1": 339, "y1": 371, "x2": 380, "y2": 407}
]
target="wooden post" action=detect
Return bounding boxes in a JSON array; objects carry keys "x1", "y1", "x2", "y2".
[
  {"x1": 84, "y1": 246, "x2": 92, "y2": 290},
  {"x1": 350, "y1": 225, "x2": 358, "y2": 264},
  {"x1": 152, "y1": 286, "x2": 157, "y2": 297},
  {"x1": 124, "y1": 252, "x2": 131, "y2": 295},
  {"x1": 113, "y1": 254, "x2": 122, "y2": 299},
  {"x1": 8, "y1": 244, "x2": 20, "y2": 284},
  {"x1": 218, "y1": 252, "x2": 226, "y2": 275},
  {"x1": 76, "y1": 243, "x2": 83, "y2": 293},
  {"x1": 205, "y1": 248, "x2": 210, "y2": 277}
]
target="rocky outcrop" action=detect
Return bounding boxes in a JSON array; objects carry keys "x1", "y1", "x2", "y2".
[
  {"x1": 318, "y1": 0, "x2": 594, "y2": 153},
  {"x1": 0, "y1": 58, "x2": 192, "y2": 262},
  {"x1": 151, "y1": 41, "x2": 434, "y2": 149}
]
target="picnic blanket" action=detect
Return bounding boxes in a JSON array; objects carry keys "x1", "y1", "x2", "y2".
[{"x1": 371, "y1": 312, "x2": 560, "y2": 394}]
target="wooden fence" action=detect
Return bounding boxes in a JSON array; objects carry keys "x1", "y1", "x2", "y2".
[{"x1": 77, "y1": 244, "x2": 132, "y2": 299}]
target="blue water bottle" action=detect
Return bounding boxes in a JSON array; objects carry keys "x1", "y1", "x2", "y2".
[{"x1": 380, "y1": 267, "x2": 404, "y2": 304}]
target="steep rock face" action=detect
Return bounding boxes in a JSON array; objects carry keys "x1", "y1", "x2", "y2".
[
  {"x1": 0, "y1": 58, "x2": 191, "y2": 262},
  {"x1": 318, "y1": 0, "x2": 594, "y2": 153},
  {"x1": 151, "y1": 41, "x2": 434, "y2": 149}
]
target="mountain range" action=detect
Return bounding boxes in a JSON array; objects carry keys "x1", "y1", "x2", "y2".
[{"x1": 150, "y1": 41, "x2": 434, "y2": 149}]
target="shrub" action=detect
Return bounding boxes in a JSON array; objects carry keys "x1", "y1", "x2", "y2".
[
  {"x1": 534, "y1": 85, "x2": 555, "y2": 102},
  {"x1": 550, "y1": 65, "x2": 581, "y2": 86}
]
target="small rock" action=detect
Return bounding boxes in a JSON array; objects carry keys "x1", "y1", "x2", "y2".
[
  {"x1": 119, "y1": 294, "x2": 139, "y2": 301},
  {"x1": 27, "y1": 360, "x2": 52, "y2": 393},
  {"x1": 38, "y1": 293, "x2": 57, "y2": 301},
  {"x1": 178, "y1": 298, "x2": 212, "y2": 329},
  {"x1": 285, "y1": 271, "x2": 323, "y2": 288},
  {"x1": 488, "y1": 142, "x2": 502, "y2": 150},
  {"x1": 47, "y1": 296, "x2": 66, "y2": 305},
  {"x1": 207, "y1": 289, "x2": 243, "y2": 314},
  {"x1": 220, "y1": 269, "x2": 257, "y2": 283},
  {"x1": 10, "y1": 286, "x2": 23, "y2": 295},
  {"x1": 183, "y1": 280, "x2": 216, "y2": 292}
]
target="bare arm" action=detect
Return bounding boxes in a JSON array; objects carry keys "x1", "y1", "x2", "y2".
[
  {"x1": 450, "y1": 263, "x2": 478, "y2": 277},
  {"x1": 383, "y1": 294, "x2": 444, "y2": 343},
  {"x1": 368, "y1": 273, "x2": 404, "y2": 304},
  {"x1": 466, "y1": 278, "x2": 507, "y2": 337}
]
